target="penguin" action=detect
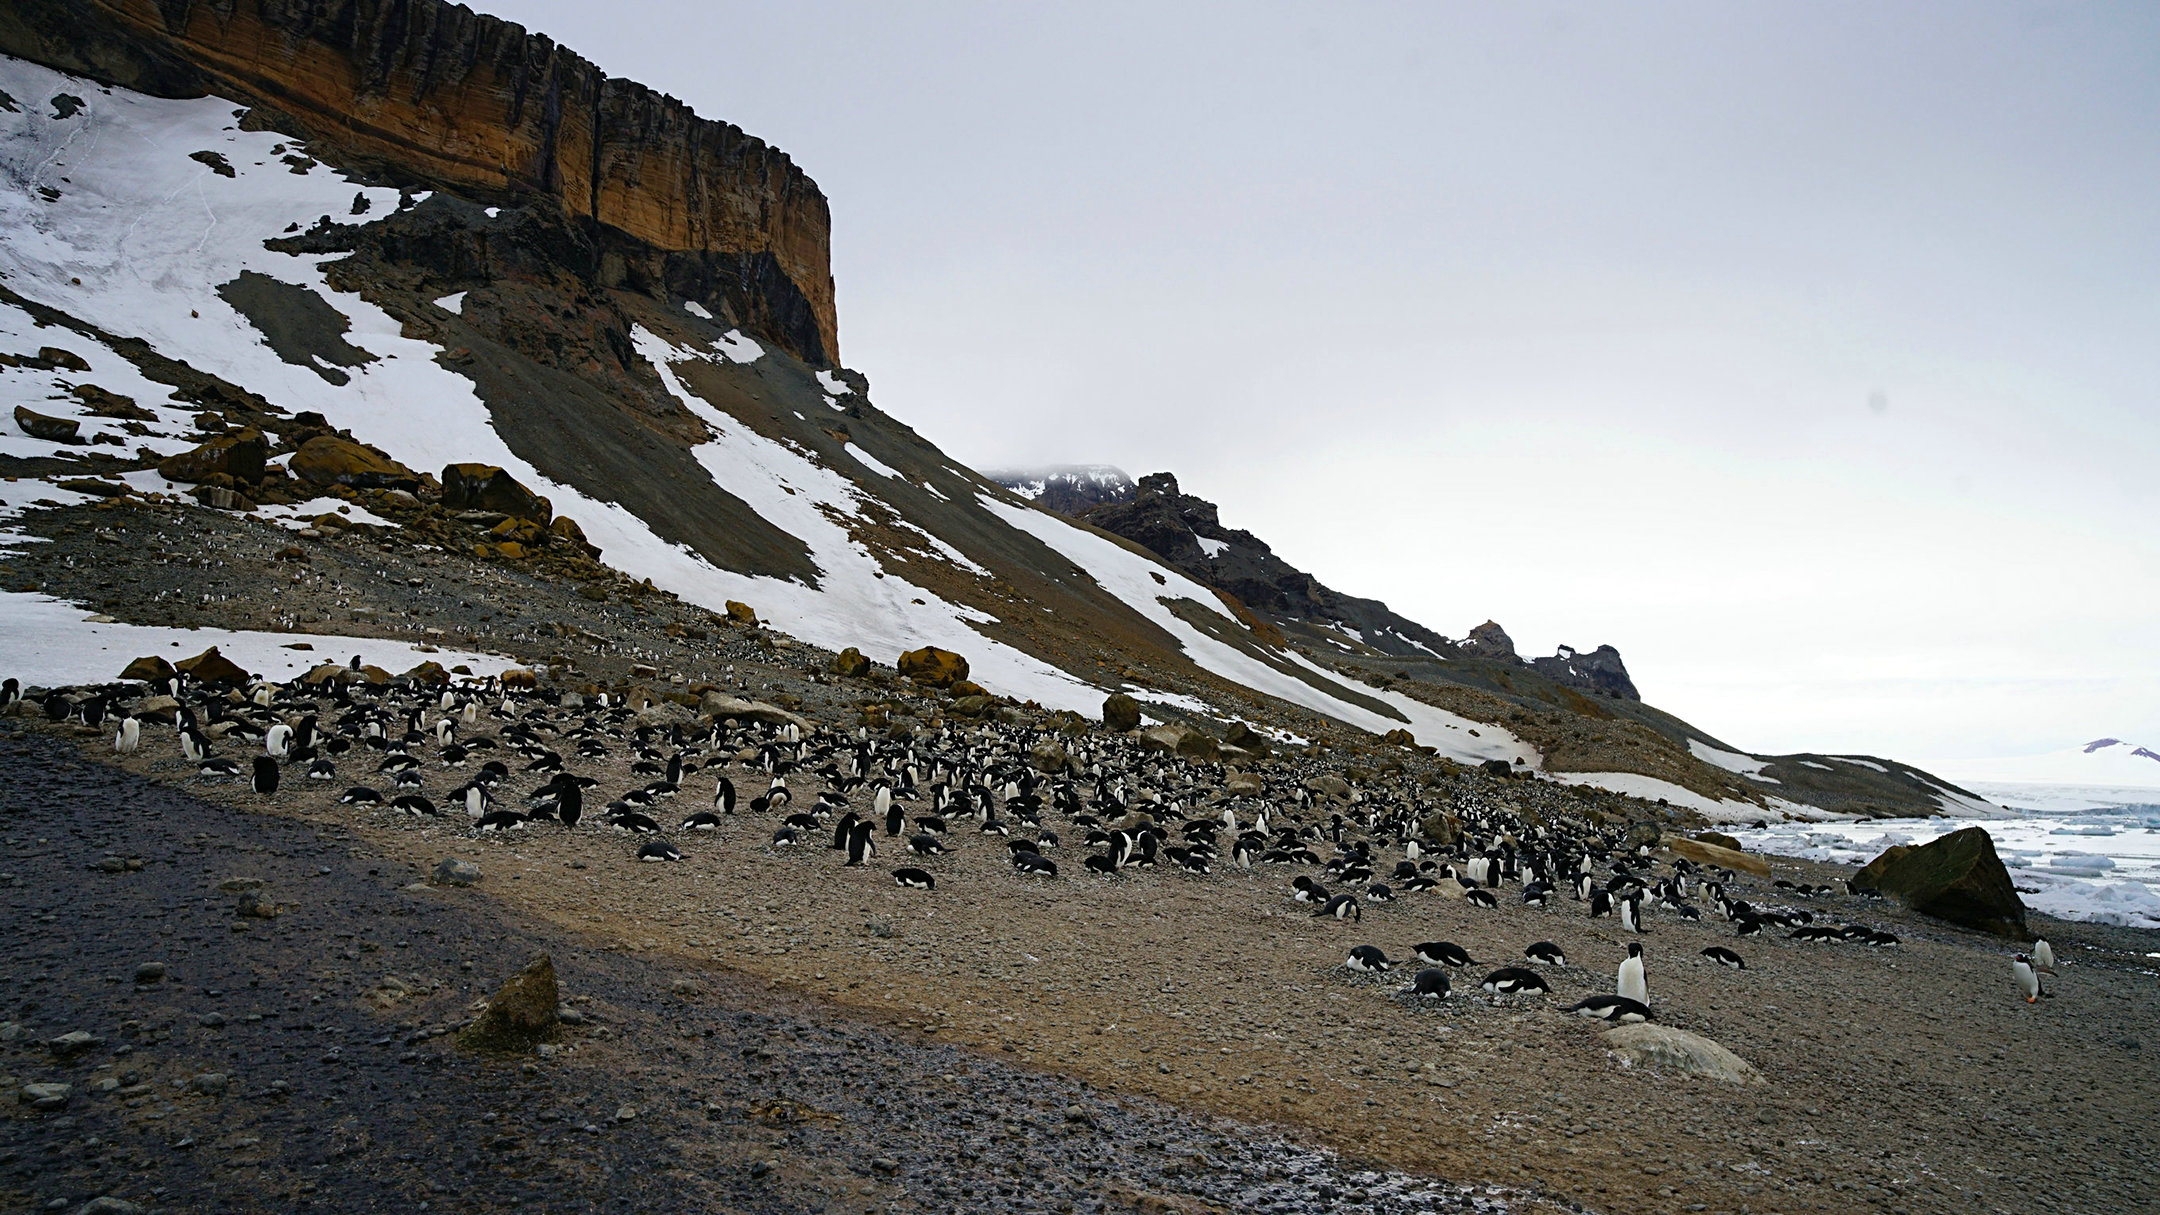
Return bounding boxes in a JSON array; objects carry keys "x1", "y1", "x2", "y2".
[
  {"x1": 1524, "y1": 941, "x2": 1567, "y2": 967},
  {"x1": 1011, "y1": 852, "x2": 1058, "y2": 877},
  {"x1": 391, "y1": 794, "x2": 437, "y2": 816},
  {"x1": 681, "y1": 810, "x2": 723, "y2": 830},
  {"x1": 907, "y1": 833, "x2": 947, "y2": 857},
  {"x1": 1588, "y1": 888, "x2": 1613, "y2": 919},
  {"x1": 2012, "y1": 954, "x2": 2041, "y2": 1003},
  {"x1": 180, "y1": 728, "x2": 210, "y2": 764},
  {"x1": 462, "y1": 783, "x2": 492, "y2": 819},
  {"x1": 714, "y1": 776, "x2": 737, "y2": 814},
  {"x1": 1406, "y1": 968, "x2": 1451, "y2": 999},
  {"x1": 772, "y1": 826, "x2": 801, "y2": 847},
  {"x1": 610, "y1": 811, "x2": 662, "y2": 835},
  {"x1": 1291, "y1": 874, "x2": 1329, "y2": 903},
  {"x1": 2031, "y1": 938, "x2": 2056, "y2": 974},
  {"x1": 199, "y1": 757, "x2": 242, "y2": 778},
  {"x1": 638, "y1": 840, "x2": 684, "y2": 863},
  {"x1": 1561, "y1": 994, "x2": 1653, "y2": 1024},
  {"x1": 1617, "y1": 942, "x2": 1647, "y2": 1005},
  {"x1": 265, "y1": 723, "x2": 293, "y2": 759},
  {"x1": 113, "y1": 715, "x2": 141, "y2": 755},
  {"x1": 882, "y1": 789, "x2": 904, "y2": 837},
  {"x1": 1414, "y1": 942, "x2": 1476, "y2": 968},
  {"x1": 1316, "y1": 893, "x2": 1362, "y2": 922},
  {"x1": 1479, "y1": 968, "x2": 1550, "y2": 996},
  {"x1": 893, "y1": 867, "x2": 935, "y2": 890},
  {"x1": 1701, "y1": 946, "x2": 1746, "y2": 969},
  {"x1": 251, "y1": 756, "x2": 281, "y2": 795},
  {"x1": 339, "y1": 786, "x2": 384, "y2": 805},
  {"x1": 1619, "y1": 893, "x2": 1646, "y2": 934},
  {"x1": 1464, "y1": 888, "x2": 1498, "y2": 910},
  {"x1": 0, "y1": 678, "x2": 16, "y2": 711},
  {"x1": 1733, "y1": 916, "x2": 1764, "y2": 938},
  {"x1": 476, "y1": 809, "x2": 527, "y2": 832},
  {"x1": 830, "y1": 810, "x2": 862, "y2": 851},
  {"x1": 1345, "y1": 945, "x2": 1392, "y2": 973},
  {"x1": 307, "y1": 758, "x2": 337, "y2": 781},
  {"x1": 557, "y1": 784, "x2": 584, "y2": 830},
  {"x1": 845, "y1": 819, "x2": 876, "y2": 866}
]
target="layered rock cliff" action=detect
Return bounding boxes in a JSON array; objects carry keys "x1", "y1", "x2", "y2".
[{"x1": 0, "y1": 0, "x2": 837, "y2": 364}]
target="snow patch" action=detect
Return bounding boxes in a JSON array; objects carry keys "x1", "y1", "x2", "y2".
[
  {"x1": 433, "y1": 292, "x2": 465, "y2": 315},
  {"x1": 815, "y1": 369, "x2": 851, "y2": 395},
  {"x1": 1196, "y1": 534, "x2": 1229, "y2": 558}
]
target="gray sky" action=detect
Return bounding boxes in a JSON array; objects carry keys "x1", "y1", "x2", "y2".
[{"x1": 491, "y1": 1, "x2": 2158, "y2": 774}]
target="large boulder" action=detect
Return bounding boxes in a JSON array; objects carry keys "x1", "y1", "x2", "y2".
[
  {"x1": 1856, "y1": 827, "x2": 2027, "y2": 937},
  {"x1": 441, "y1": 463, "x2": 552, "y2": 525},
  {"x1": 1140, "y1": 723, "x2": 1219, "y2": 763},
  {"x1": 831, "y1": 647, "x2": 871, "y2": 678},
  {"x1": 1102, "y1": 692, "x2": 1142, "y2": 732},
  {"x1": 157, "y1": 428, "x2": 268, "y2": 484},
  {"x1": 174, "y1": 646, "x2": 248, "y2": 688},
  {"x1": 1602, "y1": 1024, "x2": 1764, "y2": 1086},
  {"x1": 698, "y1": 692, "x2": 811, "y2": 734},
  {"x1": 897, "y1": 646, "x2": 969, "y2": 688},
  {"x1": 119, "y1": 655, "x2": 177, "y2": 684},
  {"x1": 454, "y1": 954, "x2": 559, "y2": 1053},
  {"x1": 1666, "y1": 836, "x2": 1771, "y2": 878},
  {"x1": 1417, "y1": 811, "x2": 1465, "y2": 849},
  {"x1": 289, "y1": 436, "x2": 419, "y2": 491},
  {"x1": 1223, "y1": 720, "x2": 1271, "y2": 756},
  {"x1": 14, "y1": 405, "x2": 80, "y2": 443}
]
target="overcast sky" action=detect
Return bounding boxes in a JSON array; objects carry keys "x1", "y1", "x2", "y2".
[{"x1": 491, "y1": 1, "x2": 2157, "y2": 776}]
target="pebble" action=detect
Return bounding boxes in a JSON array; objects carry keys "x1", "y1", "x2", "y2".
[{"x1": 133, "y1": 962, "x2": 166, "y2": 983}]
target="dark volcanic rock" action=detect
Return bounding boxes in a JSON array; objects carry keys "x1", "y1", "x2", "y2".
[
  {"x1": 1857, "y1": 827, "x2": 2028, "y2": 938},
  {"x1": 1102, "y1": 692, "x2": 1142, "y2": 732},
  {"x1": 1457, "y1": 620, "x2": 1518, "y2": 662},
  {"x1": 156, "y1": 427, "x2": 268, "y2": 485},
  {"x1": 442, "y1": 462, "x2": 552, "y2": 525},
  {"x1": 455, "y1": 954, "x2": 560, "y2": 1053},
  {"x1": 985, "y1": 465, "x2": 1135, "y2": 516},
  {"x1": 289, "y1": 435, "x2": 419, "y2": 491},
  {"x1": 13, "y1": 404, "x2": 79, "y2": 443},
  {"x1": 1529, "y1": 643, "x2": 1641, "y2": 701}
]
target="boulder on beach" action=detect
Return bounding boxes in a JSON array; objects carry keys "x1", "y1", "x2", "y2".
[
  {"x1": 174, "y1": 647, "x2": 248, "y2": 687},
  {"x1": 897, "y1": 646, "x2": 968, "y2": 688},
  {"x1": 1603, "y1": 1024, "x2": 1764, "y2": 1086},
  {"x1": 1857, "y1": 826, "x2": 2027, "y2": 938},
  {"x1": 1102, "y1": 692, "x2": 1142, "y2": 732},
  {"x1": 1666, "y1": 835, "x2": 1771, "y2": 878},
  {"x1": 441, "y1": 463, "x2": 553, "y2": 524}
]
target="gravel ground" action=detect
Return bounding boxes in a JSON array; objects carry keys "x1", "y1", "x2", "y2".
[{"x1": 0, "y1": 728, "x2": 1548, "y2": 1215}]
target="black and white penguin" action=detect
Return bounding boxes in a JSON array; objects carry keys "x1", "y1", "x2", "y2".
[
  {"x1": 0, "y1": 678, "x2": 16, "y2": 711},
  {"x1": 1524, "y1": 941, "x2": 1567, "y2": 967},
  {"x1": 845, "y1": 820, "x2": 877, "y2": 866},
  {"x1": 893, "y1": 867, "x2": 935, "y2": 890},
  {"x1": 1012, "y1": 852, "x2": 1058, "y2": 877},
  {"x1": 1407, "y1": 968, "x2": 1451, "y2": 999},
  {"x1": 339, "y1": 786, "x2": 384, "y2": 805},
  {"x1": 392, "y1": 794, "x2": 437, "y2": 816},
  {"x1": 2031, "y1": 938, "x2": 2056, "y2": 974},
  {"x1": 681, "y1": 810, "x2": 723, "y2": 830},
  {"x1": 180, "y1": 727, "x2": 210, "y2": 764},
  {"x1": 1345, "y1": 945, "x2": 1393, "y2": 973},
  {"x1": 1617, "y1": 942, "x2": 1647, "y2": 1004},
  {"x1": 2012, "y1": 954, "x2": 2041, "y2": 1003},
  {"x1": 638, "y1": 839, "x2": 683, "y2": 862},
  {"x1": 198, "y1": 757, "x2": 241, "y2": 778},
  {"x1": 476, "y1": 809, "x2": 526, "y2": 832},
  {"x1": 882, "y1": 788, "x2": 904, "y2": 836},
  {"x1": 1291, "y1": 874, "x2": 1329, "y2": 903},
  {"x1": 714, "y1": 776, "x2": 737, "y2": 814},
  {"x1": 1588, "y1": 888, "x2": 1613, "y2": 919},
  {"x1": 113, "y1": 715, "x2": 141, "y2": 755},
  {"x1": 1561, "y1": 994, "x2": 1652, "y2": 1023},
  {"x1": 1316, "y1": 893, "x2": 1362, "y2": 922},
  {"x1": 1414, "y1": 941, "x2": 1476, "y2": 968},
  {"x1": 1733, "y1": 916, "x2": 1764, "y2": 938},
  {"x1": 772, "y1": 826, "x2": 801, "y2": 847},
  {"x1": 1479, "y1": 968, "x2": 1550, "y2": 996},
  {"x1": 307, "y1": 758, "x2": 337, "y2": 780},
  {"x1": 558, "y1": 784, "x2": 583, "y2": 830},
  {"x1": 907, "y1": 833, "x2": 946, "y2": 856},
  {"x1": 1619, "y1": 893, "x2": 1646, "y2": 934},
  {"x1": 265, "y1": 723, "x2": 293, "y2": 759},
  {"x1": 1701, "y1": 946, "x2": 1746, "y2": 969},
  {"x1": 1464, "y1": 888, "x2": 1498, "y2": 910},
  {"x1": 251, "y1": 756, "x2": 281, "y2": 795}
]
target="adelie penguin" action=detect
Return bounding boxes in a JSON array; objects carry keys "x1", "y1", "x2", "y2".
[
  {"x1": 1414, "y1": 941, "x2": 1476, "y2": 968},
  {"x1": 113, "y1": 715, "x2": 140, "y2": 755},
  {"x1": 251, "y1": 756, "x2": 281, "y2": 795},
  {"x1": 1464, "y1": 888, "x2": 1498, "y2": 910},
  {"x1": 2012, "y1": 954, "x2": 2044, "y2": 1003},
  {"x1": 1344, "y1": 945, "x2": 1393, "y2": 973},
  {"x1": 844, "y1": 819, "x2": 877, "y2": 866},
  {"x1": 892, "y1": 867, "x2": 935, "y2": 890},
  {"x1": 1480, "y1": 968, "x2": 1550, "y2": 996},
  {"x1": 1562, "y1": 994, "x2": 1653, "y2": 1024},
  {"x1": 1619, "y1": 893, "x2": 1647, "y2": 934},
  {"x1": 1316, "y1": 893, "x2": 1362, "y2": 922},
  {"x1": 1701, "y1": 946, "x2": 1746, "y2": 969},
  {"x1": 681, "y1": 810, "x2": 723, "y2": 831},
  {"x1": 638, "y1": 840, "x2": 683, "y2": 863},
  {"x1": 1524, "y1": 941, "x2": 1567, "y2": 967},
  {"x1": 1617, "y1": 941, "x2": 1648, "y2": 1005},
  {"x1": 1406, "y1": 968, "x2": 1451, "y2": 999}
]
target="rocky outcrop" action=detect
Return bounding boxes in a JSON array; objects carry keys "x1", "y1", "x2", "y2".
[
  {"x1": 897, "y1": 647, "x2": 968, "y2": 689},
  {"x1": 986, "y1": 466, "x2": 1135, "y2": 517},
  {"x1": 0, "y1": 0, "x2": 837, "y2": 364},
  {"x1": 290, "y1": 436, "x2": 418, "y2": 491},
  {"x1": 1857, "y1": 828, "x2": 2028, "y2": 938},
  {"x1": 1102, "y1": 692, "x2": 1141, "y2": 732},
  {"x1": 1530, "y1": 643, "x2": 1641, "y2": 701},
  {"x1": 442, "y1": 463, "x2": 551, "y2": 525},
  {"x1": 1457, "y1": 621, "x2": 1517, "y2": 661},
  {"x1": 157, "y1": 428, "x2": 268, "y2": 484},
  {"x1": 454, "y1": 954, "x2": 558, "y2": 1053},
  {"x1": 1602, "y1": 1024, "x2": 1764, "y2": 1086},
  {"x1": 1074, "y1": 472, "x2": 1459, "y2": 660}
]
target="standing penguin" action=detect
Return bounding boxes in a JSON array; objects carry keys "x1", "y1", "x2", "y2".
[
  {"x1": 180, "y1": 727, "x2": 210, "y2": 764},
  {"x1": 714, "y1": 775, "x2": 737, "y2": 814},
  {"x1": 266, "y1": 723, "x2": 293, "y2": 759},
  {"x1": 2031, "y1": 938, "x2": 2057, "y2": 975},
  {"x1": 557, "y1": 784, "x2": 584, "y2": 831},
  {"x1": 113, "y1": 715, "x2": 141, "y2": 755},
  {"x1": 845, "y1": 819, "x2": 877, "y2": 867},
  {"x1": 1617, "y1": 942, "x2": 1648, "y2": 1005},
  {"x1": 2012, "y1": 954, "x2": 2042, "y2": 1003},
  {"x1": 1619, "y1": 893, "x2": 1647, "y2": 934},
  {"x1": 878, "y1": 786, "x2": 902, "y2": 835},
  {"x1": 251, "y1": 756, "x2": 281, "y2": 796}
]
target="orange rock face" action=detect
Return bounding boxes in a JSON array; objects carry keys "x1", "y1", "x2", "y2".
[{"x1": 5, "y1": 0, "x2": 838, "y2": 363}]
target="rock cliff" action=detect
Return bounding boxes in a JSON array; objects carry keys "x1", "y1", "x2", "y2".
[{"x1": 0, "y1": 0, "x2": 837, "y2": 364}]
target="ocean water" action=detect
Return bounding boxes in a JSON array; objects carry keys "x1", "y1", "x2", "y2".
[{"x1": 1729, "y1": 782, "x2": 2160, "y2": 929}]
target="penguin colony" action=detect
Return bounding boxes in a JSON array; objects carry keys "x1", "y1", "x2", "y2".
[{"x1": 9, "y1": 663, "x2": 2065, "y2": 1043}]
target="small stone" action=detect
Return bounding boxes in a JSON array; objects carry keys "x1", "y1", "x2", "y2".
[
  {"x1": 615, "y1": 1104, "x2": 638, "y2": 1122},
  {"x1": 556, "y1": 1008, "x2": 585, "y2": 1026},
  {"x1": 76, "y1": 1197, "x2": 145, "y2": 1215},
  {"x1": 199, "y1": 1012, "x2": 225, "y2": 1028},
  {"x1": 133, "y1": 962, "x2": 166, "y2": 983},
  {"x1": 46, "y1": 1031, "x2": 102, "y2": 1061},
  {"x1": 19, "y1": 1082, "x2": 72, "y2": 1110},
  {"x1": 871, "y1": 1157, "x2": 899, "y2": 1174},
  {"x1": 187, "y1": 1072, "x2": 229, "y2": 1096},
  {"x1": 749, "y1": 1159, "x2": 772, "y2": 1178},
  {"x1": 431, "y1": 857, "x2": 482, "y2": 887}
]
